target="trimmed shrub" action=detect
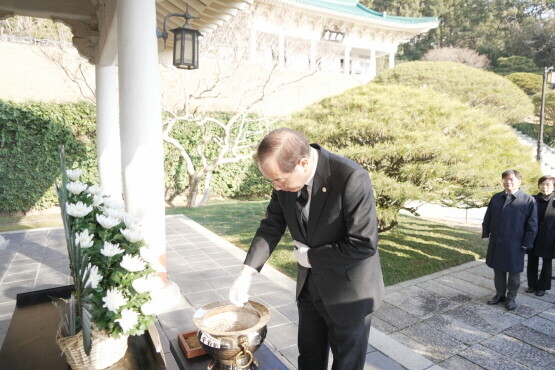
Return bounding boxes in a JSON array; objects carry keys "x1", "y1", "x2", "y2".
[
  {"x1": 374, "y1": 61, "x2": 533, "y2": 124},
  {"x1": 532, "y1": 90, "x2": 555, "y2": 124},
  {"x1": 423, "y1": 47, "x2": 490, "y2": 68},
  {"x1": 285, "y1": 84, "x2": 542, "y2": 231},
  {"x1": 494, "y1": 56, "x2": 539, "y2": 75},
  {"x1": 505, "y1": 72, "x2": 543, "y2": 96}
]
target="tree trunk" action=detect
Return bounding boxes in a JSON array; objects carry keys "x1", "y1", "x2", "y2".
[
  {"x1": 187, "y1": 175, "x2": 203, "y2": 208},
  {"x1": 199, "y1": 171, "x2": 213, "y2": 207}
]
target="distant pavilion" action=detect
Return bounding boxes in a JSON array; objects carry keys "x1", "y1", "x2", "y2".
[{"x1": 246, "y1": 0, "x2": 439, "y2": 80}]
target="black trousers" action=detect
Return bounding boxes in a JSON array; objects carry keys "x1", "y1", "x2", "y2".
[
  {"x1": 493, "y1": 269, "x2": 520, "y2": 299},
  {"x1": 527, "y1": 256, "x2": 552, "y2": 291},
  {"x1": 297, "y1": 270, "x2": 372, "y2": 370}
]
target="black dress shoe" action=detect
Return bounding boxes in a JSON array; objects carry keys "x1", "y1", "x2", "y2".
[
  {"x1": 535, "y1": 290, "x2": 545, "y2": 297},
  {"x1": 525, "y1": 287, "x2": 535, "y2": 293},
  {"x1": 505, "y1": 299, "x2": 516, "y2": 310},
  {"x1": 487, "y1": 295, "x2": 506, "y2": 305}
]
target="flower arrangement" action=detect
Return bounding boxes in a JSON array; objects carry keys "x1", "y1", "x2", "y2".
[{"x1": 55, "y1": 147, "x2": 164, "y2": 355}]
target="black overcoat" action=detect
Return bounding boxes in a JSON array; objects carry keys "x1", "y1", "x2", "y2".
[
  {"x1": 244, "y1": 145, "x2": 384, "y2": 325},
  {"x1": 482, "y1": 189, "x2": 538, "y2": 273},
  {"x1": 531, "y1": 193, "x2": 555, "y2": 258}
]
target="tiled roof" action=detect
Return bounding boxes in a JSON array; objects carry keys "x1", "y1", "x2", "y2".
[{"x1": 294, "y1": 0, "x2": 439, "y2": 25}]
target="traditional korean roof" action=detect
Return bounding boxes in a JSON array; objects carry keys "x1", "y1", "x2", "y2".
[{"x1": 293, "y1": 0, "x2": 439, "y2": 26}]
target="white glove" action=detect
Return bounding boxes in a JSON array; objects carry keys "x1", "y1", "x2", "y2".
[
  {"x1": 293, "y1": 240, "x2": 312, "y2": 268},
  {"x1": 229, "y1": 265, "x2": 257, "y2": 307}
]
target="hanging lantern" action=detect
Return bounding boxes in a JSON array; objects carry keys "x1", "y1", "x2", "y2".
[
  {"x1": 170, "y1": 23, "x2": 201, "y2": 69},
  {"x1": 157, "y1": 4, "x2": 202, "y2": 70}
]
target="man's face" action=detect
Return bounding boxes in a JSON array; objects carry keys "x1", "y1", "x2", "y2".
[
  {"x1": 503, "y1": 173, "x2": 521, "y2": 194},
  {"x1": 259, "y1": 155, "x2": 310, "y2": 192}
]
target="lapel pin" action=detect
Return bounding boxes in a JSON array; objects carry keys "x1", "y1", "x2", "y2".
[{"x1": 322, "y1": 187, "x2": 327, "y2": 192}]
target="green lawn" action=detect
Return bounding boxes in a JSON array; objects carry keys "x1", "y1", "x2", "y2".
[
  {"x1": 168, "y1": 200, "x2": 486, "y2": 286},
  {"x1": 1, "y1": 200, "x2": 486, "y2": 286}
]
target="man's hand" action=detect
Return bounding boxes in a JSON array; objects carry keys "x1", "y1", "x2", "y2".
[
  {"x1": 293, "y1": 240, "x2": 312, "y2": 268},
  {"x1": 229, "y1": 265, "x2": 257, "y2": 307}
]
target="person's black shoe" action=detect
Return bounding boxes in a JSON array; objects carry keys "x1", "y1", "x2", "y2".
[
  {"x1": 535, "y1": 290, "x2": 545, "y2": 297},
  {"x1": 487, "y1": 295, "x2": 506, "y2": 305},
  {"x1": 525, "y1": 287, "x2": 535, "y2": 293},
  {"x1": 505, "y1": 298, "x2": 516, "y2": 311}
]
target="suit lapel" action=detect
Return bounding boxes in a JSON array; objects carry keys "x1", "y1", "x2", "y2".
[{"x1": 307, "y1": 146, "x2": 331, "y2": 244}]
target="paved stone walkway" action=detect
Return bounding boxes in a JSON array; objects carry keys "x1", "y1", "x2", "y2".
[{"x1": 1, "y1": 214, "x2": 554, "y2": 369}]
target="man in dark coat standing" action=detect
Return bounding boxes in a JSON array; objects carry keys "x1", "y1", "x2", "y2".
[
  {"x1": 482, "y1": 169, "x2": 538, "y2": 310},
  {"x1": 229, "y1": 128, "x2": 384, "y2": 370}
]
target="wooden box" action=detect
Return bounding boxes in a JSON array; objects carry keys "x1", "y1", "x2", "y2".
[{"x1": 178, "y1": 331, "x2": 207, "y2": 359}]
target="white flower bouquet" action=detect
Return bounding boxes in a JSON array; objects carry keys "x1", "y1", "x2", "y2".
[{"x1": 55, "y1": 148, "x2": 163, "y2": 355}]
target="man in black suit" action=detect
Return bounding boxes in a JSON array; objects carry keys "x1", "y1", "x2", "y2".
[
  {"x1": 482, "y1": 169, "x2": 537, "y2": 311},
  {"x1": 229, "y1": 128, "x2": 384, "y2": 370}
]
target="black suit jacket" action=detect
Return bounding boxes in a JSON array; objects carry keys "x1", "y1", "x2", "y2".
[{"x1": 244, "y1": 145, "x2": 384, "y2": 325}]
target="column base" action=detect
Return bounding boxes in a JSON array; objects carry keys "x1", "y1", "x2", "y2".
[{"x1": 150, "y1": 279, "x2": 190, "y2": 314}]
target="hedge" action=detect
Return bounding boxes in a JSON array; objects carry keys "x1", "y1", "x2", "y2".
[
  {"x1": 0, "y1": 101, "x2": 268, "y2": 212},
  {"x1": 0, "y1": 101, "x2": 97, "y2": 212}
]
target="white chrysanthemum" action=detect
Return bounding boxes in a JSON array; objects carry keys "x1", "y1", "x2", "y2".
[
  {"x1": 66, "y1": 169, "x2": 83, "y2": 181},
  {"x1": 96, "y1": 214, "x2": 120, "y2": 229},
  {"x1": 139, "y1": 246, "x2": 166, "y2": 272},
  {"x1": 132, "y1": 274, "x2": 164, "y2": 293},
  {"x1": 147, "y1": 275, "x2": 165, "y2": 290},
  {"x1": 102, "y1": 288, "x2": 128, "y2": 312},
  {"x1": 84, "y1": 264, "x2": 102, "y2": 289},
  {"x1": 92, "y1": 195, "x2": 104, "y2": 207},
  {"x1": 67, "y1": 181, "x2": 88, "y2": 195},
  {"x1": 103, "y1": 207, "x2": 125, "y2": 222},
  {"x1": 87, "y1": 184, "x2": 104, "y2": 196},
  {"x1": 66, "y1": 202, "x2": 93, "y2": 218},
  {"x1": 100, "y1": 242, "x2": 124, "y2": 257},
  {"x1": 123, "y1": 214, "x2": 138, "y2": 230},
  {"x1": 103, "y1": 196, "x2": 125, "y2": 210},
  {"x1": 120, "y1": 254, "x2": 146, "y2": 272},
  {"x1": 120, "y1": 228, "x2": 143, "y2": 243},
  {"x1": 131, "y1": 277, "x2": 151, "y2": 293},
  {"x1": 116, "y1": 309, "x2": 139, "y2": 333},
  {"x1": 141, "y1": 301, "x2": 157, "y2": 315},
  {"x1": 75, "y1": 229, "x2": 94, "y2": 249}
]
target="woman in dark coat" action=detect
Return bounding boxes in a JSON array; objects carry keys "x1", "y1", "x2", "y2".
[{"x1": 526, "y1": 175, "x2": 555, "y2": 296}]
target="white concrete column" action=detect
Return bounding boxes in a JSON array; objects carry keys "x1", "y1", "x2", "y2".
[
  {"x1": 249, "y1": 27, "x2": 257, "y2": 63},
  {"x1": 343, "y1": 45, "x2": 351, "y2": 74},
  {"x1": 370, "y1": 49, "x2": 377, "y2": 80},
  {"x1": 389, "y1": 52, "x2": 395, "y2": 69},
  {"x1": 278, "y1": 32, "x2": 285, "y2": 67},
  {"x1": 310, "y1": 39, "x2": 317, "y2": 69},
  {"x1": 116, "y1": 0, "x2": 166, "y2": 273},
  {"x1": 95, "y1": 64, "x2": 121, "y2": 199}
]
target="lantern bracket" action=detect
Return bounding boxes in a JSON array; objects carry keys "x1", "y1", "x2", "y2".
[{"x1": 156, "y1": 4, "x2": 198, "y2": 48}]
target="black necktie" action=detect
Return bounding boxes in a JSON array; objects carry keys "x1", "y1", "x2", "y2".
[
  {"x1": 297, "y1": 185, "x2": 309, "y2": 231},
  {"x1": 504, "y1": 193, "x2": 513, "y2": 207}
]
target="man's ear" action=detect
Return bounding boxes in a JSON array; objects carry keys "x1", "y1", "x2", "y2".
[{"x1": 299, "y1": 157, "x2": 309, "y2": 170}]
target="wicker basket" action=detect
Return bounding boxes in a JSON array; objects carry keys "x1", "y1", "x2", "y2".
[{"x1": 56, "y1": 325, "x2": 129, "y2": 370}]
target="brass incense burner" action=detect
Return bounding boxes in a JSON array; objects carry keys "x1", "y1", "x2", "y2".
[{"x1": 193, "y1": 301, "x2": 270, "y2": 370}]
